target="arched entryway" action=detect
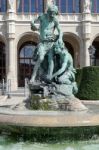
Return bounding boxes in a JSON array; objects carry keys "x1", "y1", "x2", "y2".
[
  {"x1": 0, "y1": 42, "x2": 6, "y2": 81},
  {"x1": 18, "y1": 41, "x2": 37, "y2": 87},
  {"x1": 92, "y1": 36, "x2": 99, "y2": 66},
  {"x1": 64, "y1": 41, "x2": 74, "y2": 59},
  {"x1": 63, "y1": 33, "x2": 80, "y2": 68}
]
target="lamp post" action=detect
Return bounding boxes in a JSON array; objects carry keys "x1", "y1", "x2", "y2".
[{"x1": 88, "y1": 45, "x2": 96, "y2": 65}]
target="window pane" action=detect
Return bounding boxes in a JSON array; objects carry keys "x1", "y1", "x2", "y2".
[
  {"x1": 19, "y1": 42, "x2": 37, "y2": 87},
  {"x1": 24, "y1": 45, "x2": 34, "y2": 58},
  {"x1": 91, "y1": 0, "x2": 99, "y2": 13},
  {"x1": 75, "y1": 0, "x2": 80, "y2": 13},
  {"x1": 96, "y1": 0, "x2": 99, "y2": 13},
  {"x1": 31, "y1": 0, "x2": 43, "y2": 13},
  {"x1": 0, "y1": 0, "x2": 7, "y2": 12},
  {"x1": 56, "y1": 0, "x2": 81, "y2": 13},
  {"x1": 24, "y1": 0, "x2": 29, "y2": 13},
  {"x1": 61, "y1": 0, "x2": 67, "y2": 13},
  {"x1": 38, "y1": 0, "x2": 43, "y2": 13},
  {"x1": 17, "y1": 0, "x2": 22, "y2": 12},
  {"x1": 56, "y1": 0, "x2": 67, "y2": 13},
  {"x1": 31, "y1": 0, "x2": 37, "y2": 12},
  {"x1": 68, "y1": 0, "x2": 73, "y2": 13},
  {"x1": 20, "y1": 45, "x2": 36, "y2": 58},
  {"x1": 17, "y1": 0, "x2": 44, "y2": 13},
  {"x1": 91, "y1": 0, "x2": 95, "y2": 13},
  {"x1": 56, "y1": 0, "x2": 60, "y2": 11}
]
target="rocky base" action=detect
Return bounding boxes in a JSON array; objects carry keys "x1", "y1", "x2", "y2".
[
  {"x1": 57, "y1": 96, "x2": 88, "y2": 111},
  {"x1": 30, "y1": 95, "x2": 87, "y2": 111},
  {"x1": 29, "y1": 83, "x2": 87, "y2": 111}
]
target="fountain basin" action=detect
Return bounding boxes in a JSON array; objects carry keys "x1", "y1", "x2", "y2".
[{"x1": 0, "y1": 103, "x2": 99, "y2": 127}]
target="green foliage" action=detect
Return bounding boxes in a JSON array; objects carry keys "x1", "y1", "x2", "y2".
[
  {"x1": 30, "y1": 96, "x2": 51, "y2": 110},
  {"x1": 0, "y1": 125, "x2": 99, "y2": 143},
  {"x1": 0, "y1": 125, "x2": 99, "y2": 142},
  {"x1": 75, "y1": 68, "x2": 82, "y2": 88},
  {"x1": 77, "y1": 66, "x2": 99, "y2": 100}
]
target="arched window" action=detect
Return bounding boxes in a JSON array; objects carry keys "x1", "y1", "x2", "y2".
[
  {"x1": 64, "y1": 41, "x2": 74, "y2": 59},
  {"x1": 95, "y1": 49, "x2": 99, "y2": 65},
  {"x1": 92, "y1": 40, "x2": 99, "y2": 66},
  {"x1": 17, "y1": 0, "x2": 44, "y2": 14},
  {"x1": 56, "y1": 0, "x2": 81, "y2": 13},
  {"x1": 0, "y1": 0, "x2": 7, "y2": 12},
  {"x1": 0, "y1": 42, "x2": 6, "y2": 81},
  {"x1": 18, "y1": 42, "x2": 37, "y2": 87}
]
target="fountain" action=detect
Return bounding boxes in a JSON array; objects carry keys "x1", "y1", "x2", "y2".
[
  {"x1": 28, "y1": 3, "x2": 87, "y2": 111},
  {"x1": 0, "y1": 2, "x2": 99, "y2": 150}
]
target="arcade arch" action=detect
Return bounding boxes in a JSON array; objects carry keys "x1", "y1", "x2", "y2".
[
  {"x1": 92, "y1": 36, "x2": 99, "y2": 66},
  {"x1": 63, "y1": 33, "x2": 80, "y2": 68},
  {"x1": 17, "y1": 33, "x2": 38, "y2": 87}
]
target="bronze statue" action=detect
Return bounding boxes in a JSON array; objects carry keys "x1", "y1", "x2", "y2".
[{"x1": 30, "y1": 5, "x2": 63, "y2": 83}]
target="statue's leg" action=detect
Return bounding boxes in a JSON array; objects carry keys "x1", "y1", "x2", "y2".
[
  {"x1": 30, "y1": 59, "x2": 41, "y2": 83},
  {"x1": 47, "y1": 50, "x2": 54, "y2": 78},
  {"x1": 30, "y1": 44, "x2": 45, "y2": 83},
  {"x1": 58, "y1": 72, "x2": 72, "y2": 84}
]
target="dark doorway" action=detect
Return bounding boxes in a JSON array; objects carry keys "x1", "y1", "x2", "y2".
[
  {"x1": 64, "y1": 41, "x2": 74, "y2": 59},
  {"x1": 0, "y1": 42, "x2": 6, "y2": 81},
  {"x1": 18, "y1": 41, "x2": 37, "y2": 87},
  {"x1": 92, "y1": 40, "x2": 99, "y2": 66}
]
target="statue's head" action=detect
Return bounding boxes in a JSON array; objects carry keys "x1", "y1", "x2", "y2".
[
  {"x1": 54, "y1": 40, "x2": 64, "y2": 54},
  {"x1": 47, "y1": 5, "x2": 59, "y2": 18}
]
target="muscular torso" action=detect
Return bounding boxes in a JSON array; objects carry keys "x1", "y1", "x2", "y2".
[{"x1": 39, "y1": 14, "x2": 57, "y2": 41}]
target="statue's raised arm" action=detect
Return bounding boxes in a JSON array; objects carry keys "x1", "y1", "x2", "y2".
[{"x1": 31, "y1": 16, "x2": 41, "y2": 31}]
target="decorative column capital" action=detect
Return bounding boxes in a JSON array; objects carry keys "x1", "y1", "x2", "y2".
[{"x1": 7, "y1": 33, "x2": 15, "y2": 39}]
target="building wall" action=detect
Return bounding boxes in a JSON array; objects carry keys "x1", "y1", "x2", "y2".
[{"x1": 0, "y1": 0, "x2": 99, "y2": 90}]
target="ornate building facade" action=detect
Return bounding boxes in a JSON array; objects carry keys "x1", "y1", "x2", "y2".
[{"x1": 0, "y1": 0, "x2": 99, "y2": 90}]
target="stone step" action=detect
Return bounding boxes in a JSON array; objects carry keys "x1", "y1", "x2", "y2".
[
  {"x1": 8, "y1": 88, "x2": 29, "y2": 97},
  {"x1": 9, "y1": 93, "x2": 25, "y2": 97}
]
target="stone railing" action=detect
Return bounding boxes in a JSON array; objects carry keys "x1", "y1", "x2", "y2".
[
  {"x1": 91, "y1": 14, "x2": 99, "y2": 22},
  {"x1": 16, "y1": 13, "x2": 82, "y2": 22},
  {"x1": 0, "y1": 13, "x2": 99, "y2": 23},
  {"x1": 58, "y1": 13, "x2": 82, "y2": 22}
]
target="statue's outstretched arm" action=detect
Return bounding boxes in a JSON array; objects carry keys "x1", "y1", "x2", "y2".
[{"x1": 31, "y1": 16, "x2": 40, "y2": 31}]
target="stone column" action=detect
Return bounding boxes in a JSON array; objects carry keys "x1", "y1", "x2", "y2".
[
  {"x1": 83, "y1": 38, "x2": 90, "y2": 66},
  {"x1": 6, "y1": 37, "x2": 17, "y2": 91},
  {"x1": 6, "y1": 0, "x2": 17, "y2": 91},
  {"x1": 81, "y1": 0, "x2": 91, "y2": 67}
]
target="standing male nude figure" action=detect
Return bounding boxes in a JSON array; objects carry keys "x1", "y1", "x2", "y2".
[{"x1": 30, "y1": 5, "x2": 63, "y2": 83}]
